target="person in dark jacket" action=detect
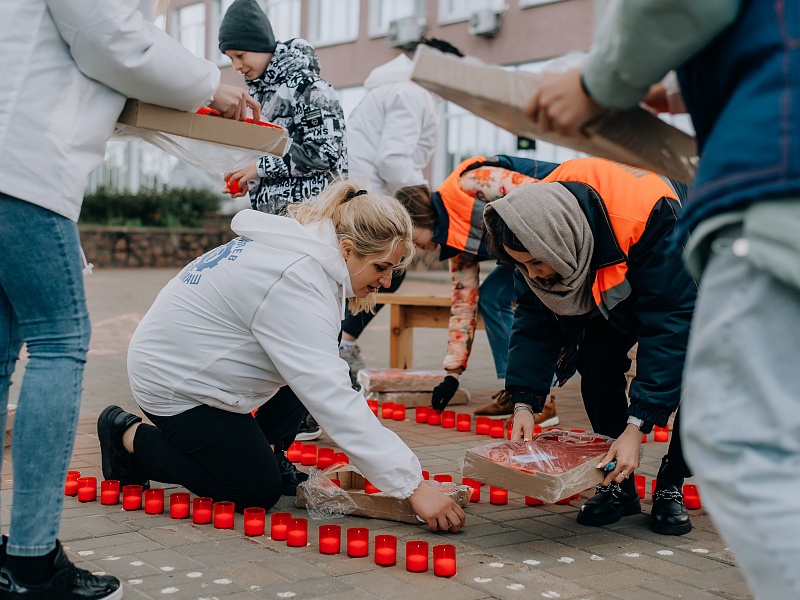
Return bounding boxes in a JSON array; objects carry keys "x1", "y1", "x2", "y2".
[{"x1": 484, "y1": 157, "x2": 697, "y2": 535}]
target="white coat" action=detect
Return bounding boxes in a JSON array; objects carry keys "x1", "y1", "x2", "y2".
[
  {"x1": 0, "y1": 0, "x2": 220, "y2": 222},
  {"x1": 127, "y1": 209, "x2": 423, "y2": 498},
  {"x1": 346, "y1": 55, "x2": 439, "y2": 196}
]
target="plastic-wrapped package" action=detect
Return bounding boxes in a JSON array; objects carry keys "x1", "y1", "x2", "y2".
[
  {"x1": 357, "y1": 369, "x2": 448, "y2": 393},
  {"x1": 461, "y1": 431, "x2": 619, "y2": 503},
  {"x1": 367, "y1": 389, "x2": 470, "y2": 407}
]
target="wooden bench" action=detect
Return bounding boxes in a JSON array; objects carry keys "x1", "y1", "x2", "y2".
[{"x1": 375, "y1": 294, "x2": 483, "y2": 369}]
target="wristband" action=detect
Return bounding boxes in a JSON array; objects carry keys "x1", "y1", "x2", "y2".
[{"x1": 513, "y1": 405, "x2": 534, "y2": 414}]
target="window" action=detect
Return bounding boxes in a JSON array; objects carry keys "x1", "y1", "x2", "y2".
[
  {"x1": 368, "y1": 0, "x2": 424, "y2": 37},
  {"x1": 437, "y1": 0, "x2": 503, "y2": 24},
  {"x1": 307, "y1": 0, "x2": 359, "y2": 47},
  {"x1": 172, "y1": 2, "x2": 206, "y2": 58},
  {"x1": 213, "y1": 0, "x2": 301, "y2": 64}
]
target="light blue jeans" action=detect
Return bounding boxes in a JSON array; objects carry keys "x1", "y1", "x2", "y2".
[
  {"x1": 477, "y1": 263, "x2": 515, "y2": 379},
  {"x1": 682, "y1": 229, "x2": 800, "y2": 599},
  {"x1": 0, "y1": 194, "x2": 90, "y2": 556}
]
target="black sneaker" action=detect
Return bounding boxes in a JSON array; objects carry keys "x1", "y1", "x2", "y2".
[
  {"x1": 97, "y1": 405, "x2": 149, "y2": 489},
  {"x1": 276, "y1": 450, "x2": 309, "y2": 496},
  {"x1": 576, "y1": 478, "x2": 641, "y2": 527},
  {"x1": 295, "y1": 414, "x2": 321, "y2": 442},
  {"x1": 0, "y1": 540, "x2": 122, "y2": 599}
]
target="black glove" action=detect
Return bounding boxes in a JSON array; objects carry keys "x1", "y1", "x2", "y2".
[{"x1": 431, "y1": 375, "x2": 460, "y2": 411}]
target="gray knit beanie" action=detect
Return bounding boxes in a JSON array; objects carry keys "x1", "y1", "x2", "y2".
[{"x1": 218, "y1": 0, "x2": 277, "y2": 54}]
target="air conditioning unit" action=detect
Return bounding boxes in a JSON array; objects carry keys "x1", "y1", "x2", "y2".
[
  {"x1": 388, "y1": 16, "x2": 424, "y2": 50},
  {"x1": 468, "y1": 8, "x2": 502, "y2": 38}
]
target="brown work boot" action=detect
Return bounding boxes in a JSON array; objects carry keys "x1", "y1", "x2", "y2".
[
  {"x1": 536, "y1": 396, "x2": 559, "y2": 427},
  {"x1": 474, "y1": 389, "x2": 514, "y2": 416}
]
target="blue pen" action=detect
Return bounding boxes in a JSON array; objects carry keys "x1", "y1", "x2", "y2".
[{"x1": 603, "y1": 460, "x2": 617, "y2": 472}]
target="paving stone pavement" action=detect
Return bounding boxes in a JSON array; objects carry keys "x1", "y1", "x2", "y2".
[{"x1": 3, "y1": 267, "x2": 752, "y2": 600}]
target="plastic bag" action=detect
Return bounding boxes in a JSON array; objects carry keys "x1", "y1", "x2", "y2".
[
  {"x1": 357, "y1": 369, "x2": 449, "y2": 393},
  {"x1": 301, "y1": 464, "x2": 361, "y2": 520}
]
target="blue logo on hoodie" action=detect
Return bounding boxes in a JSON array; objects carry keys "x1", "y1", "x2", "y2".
[{"x1": 179, "y1": 237, "x2": 251, "y2": 285}]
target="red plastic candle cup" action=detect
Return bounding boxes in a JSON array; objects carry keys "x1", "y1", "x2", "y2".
[
  {"x1": 433, "y1": 544, "x2": 457, "y2": 578},
  {"x1": 213, "y1": 501, "x2": 235, "y2": 529},
  {"x1": 318, "y1": 524, "x2": 341, "y2": 554},
  {"x1": 392, "y1": 404, "x2": 407, "y2": 421},
  {"x1": 100, "y1": 480, "x2": 120, "y2": 505},
  {"x1": 332, "y1": 452, "x2": 349, "y2": 467},
  {"x1": 433, "y1": 474, "x2": 452, "y2": 483},
  {"x1": 270, "y1": 512, "x2": 291, "y2": 540},
  {"x1": 367, "y1": 399, "x2": 379, "y2": 416},
  {"x1": 364, "y1": 479, "x2": 381, "y2": 494},
  {"x1": 317, "y1": 448, "x2": 335, "y2": 470},
  {"x1": 683, "y1": 484, "x2": 702, "y2": 509},
  {"x1": 287, "y1": 518, "x2": 308, "y2": 547},
  {"x1": 226, "y1": 176, "x2": 243, "y2": 194},
  {"x1": 300, "y1": 444, "x2": 317, "y2": 466},
  {"x1": 331, "y1": 479, "x2": 341, "y2": 487},
  {"x1": 533, "y1": 424, "x2": 543, "y2": 434},
  {"x1": 456, "y1": 413, "x2": 471, "y2": 432},
  {"x1": 122, "y1": 484, "x2": 143, "y2": 511},
  {"x1": 642, "y1": 433, "x2": 648, "y2": 443},
  {"x1": 427, "y1": 410, "x2": 441, "y2": 426},
  {"x1": 462, "y1": 478, "x2": 482, "y2": 503},
  {"x1": 441, "y1": 410, "x2": 456, "y2": 428},
  {"x1": 489, "y1": 485, "x2": 508, "y2": 505},
  {"x1": 405, "y1": 540, "x2": 429, "y2": 573},
  {"x1": 144, "y1": 488, "x2": 165, "y2": 514},
  {"x1": 475, "y1": 416, "x2": 490, "y2": 435},
  {"x1": 243, "y1": 507, "x2": 266, "y2": 536},
  {"x1": 489, "y1": 421, "x2": 505, "y2": 438},
  {"x1": 570, "y1": 429, "x2": 586, "y2": 433},
  {"x1": 346, "y1": 527, "x2": 369, "y2": 558},
  {"x1": 654, "y1": 426, "x2": 669, "y2": 442},
  {"x1": 381, "y1": 402, "x2": 395, "y2": 419},
  {"x1": 286, "y1": 441, "x2": 303, "y2": 463},
  {"x1": 192, "y1": 497, "x2": 213, "y2": 524},
  {"x1": 555, "y1": 497, "x2": 571, "y2": 505},
  {"x1": 525, "y1": 495, "x2": 544, "y2": 506},
  {"x1": 65, "y1": 470, "x2": 81, "y2": 496},
  {"x1": 415, "y1": 406, "x2": 429, "y2": 423},
  {"x1": 634, "y1": 474, "x2": 646, "y2": 500},
  {"x1": 374, "y1": 534, "x2": 397, "y2": 566},
  {"x1": 421, "y1": 470, "x2": 430, "y2": 480},
  {"x1": 169, "y1": 492, "x2": 190, "y2": 519},
  {"x1": 77, "y1": 477, "x2": 97, "y2": 502}
]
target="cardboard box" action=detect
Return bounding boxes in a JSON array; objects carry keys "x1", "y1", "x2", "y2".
[
  {"x1": 117, "y1": 100, "x2": 290, "y2": 156},
  {"x1": 411, "y1": 45, "x2": 698, "y2": 184},
  {"x1": 296, "y1": 467, "x2": 470, "y2": 524},
  {"x1": 368, "y1": 390, "x2": 470, "y2": 407},
  {"x1": 358, "y1": 369, "x2": 451, "y2": 393},
  {"x1": 461, "y1": 431, "x2": 613, "y2": 503}
]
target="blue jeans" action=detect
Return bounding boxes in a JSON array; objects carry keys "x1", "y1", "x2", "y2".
[
  {"x1": 0, "y1": 195, "x2": 90, "y2": 556},
  {"x1": 477, "y1": 263, "x2": 515, "y2": 379}
]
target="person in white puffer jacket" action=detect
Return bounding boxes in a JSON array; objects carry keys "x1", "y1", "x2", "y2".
[{"x1": 0, "y1": 1, "x2": 258, "y2": 597}]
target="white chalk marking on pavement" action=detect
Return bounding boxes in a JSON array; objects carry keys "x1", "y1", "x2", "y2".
[
  {"x1": 277, "y1": 593, "x2": 297, "y2": 598},
  {"x1": 130, "y1": 561, "x2": 144, "y2": 566},
  {"x1": 657, "y1": 550, "x2": 674, "y2": 556},
  {"x1": 103, "y1": 556, "x2": 120, "y2": 561},
  {"x1": 488, "y1": 562, "x2": 504, "y2": 567},
  {"x1": 92, "y1": 572, "x2": 106, "y2": 576},
  {"x1": 213, "y1": 578, "x2": 232, "y2": 585},
  {"x1": 160, "y1": 587, "x2": 179, "y2": 594},
  {"x1": 507, "y1": 583, "x2": 525, "y2": 591},
  {"x1": 523, "y1": 559, "x2": 541, "y2": 566},
  {"x1": 590, "y1": 555, "x2": 604, "y2": 561},
  {"x1": 474, "y1": 577, "x2": 492, "y2": 583},
  {"x1": 128, "y1": 579, "x2": 143, "y2": 585},
  {"x1": 78, "y1": 551, "x2": 94, "y2": 556},
  {"x1": 623, "y1": 553, "x2": 640, "y2": 558},
  {"x1": 160, "y1": 566, "x2": 175, "y2": 572},
  {"x1": 541, "y1": 592, "x2": 561, "y2": 598},
  {"x1": 187, "y1": 572, "x2": 203, "y2": 578},
  {"x1": 691, "y1": 548, "x2": 709, "y2": 553},
  {"x1": 558, "y1": 557, "x2": 574, "y2": 563}
]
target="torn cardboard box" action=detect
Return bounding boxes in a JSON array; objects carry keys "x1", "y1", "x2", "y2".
[
  {"x1": 411, "y1": 45, "x2": 698, "y2": 184},
  {"x1": 461, "y1": 431, "x2": 614, "y2": 503},
  {"x1": 296, "y1": 465, "x2": 470, "y2": 524},
  {"x1": 368, "y1": 390, "x2": 470, "y2": 407}
]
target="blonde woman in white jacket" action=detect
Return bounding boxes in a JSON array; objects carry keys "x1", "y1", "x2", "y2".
[
  {"x1": 0, "y1": 1, "x2": 258, "y2": 596},
  {"x1": 98, "y1": 181, "x2": 467, "y2": 533}
]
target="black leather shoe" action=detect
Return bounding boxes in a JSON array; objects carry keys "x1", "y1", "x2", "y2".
[
  {"x1": 97, "y1": 405, "x2": 149, "y2": 489},
  {"x1": 650, "y1": 457, "x2": 692, "y2": 535},
  {"x1": 0, "y1": 540, "x2": 122, "y2": 599},
  {"x1": 277, "y1": 450, "x2": 308, "y2": 496},
  {"x1": 577, "y1": 478, "x2": 641, "y2": 526}
]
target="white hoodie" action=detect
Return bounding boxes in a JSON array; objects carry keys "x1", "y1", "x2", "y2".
[
  {"x1": 128, "y1": 209, "x2": 423, "y2": 498},
  {"x1": 347, "y1": 55, "x2": 439, "y2": 196}
]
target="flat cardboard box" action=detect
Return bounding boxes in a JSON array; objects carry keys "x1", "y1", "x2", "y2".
[
  {"x1": 358, "y1": 369, "x2": 451, "y2": 393},
  {"x1": 368, "y1": 390, "x2": 470, "y2": 407},
  {"x1": 117, "y1": 100, "x2": 290, "y2": 156},
  {"x1": 296, "y1": 468, "x2": 470, "y2": 524},
  {"x1": 411, "y1": 45, "x2": 698, "y2": 184}
]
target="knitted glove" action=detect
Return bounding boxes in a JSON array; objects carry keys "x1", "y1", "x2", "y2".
[{"x1": 431, "y1": 376, "x2": 460, "y2": 411}]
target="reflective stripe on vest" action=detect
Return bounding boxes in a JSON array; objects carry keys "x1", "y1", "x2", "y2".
[{"x1": 437, "y1": 156, "x2": 489, "y2": 255}]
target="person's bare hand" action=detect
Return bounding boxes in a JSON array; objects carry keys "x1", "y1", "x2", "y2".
[
  {"x1": 408, "y1": 481, "x2": 466, "y2": 533},
  {"x1": 511, "y1": 409, "x2": 534, "y2": 440},
  {"x1": 524, "y1": 68, "x2": 605, "y2": 138},
  {"x1": 222, "y1": 163, "x2": 258, "y2": 197},
  {"x1": 596, "y1": 424, "x2": 642, "y2": 486},
  {"x1": 209, "y1": 83, "x2": 261, "y2": 122}
]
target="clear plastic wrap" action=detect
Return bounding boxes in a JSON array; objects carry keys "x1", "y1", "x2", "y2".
[
  {"x1": 299, "y1": 465, "x2": 361, "y2": 519},
  {"x1": 357, "y1": 369, "x2": 448, "y2": 393},
  {"x1": 366, "y1": 389, "x2": 471, "y2": 406}
]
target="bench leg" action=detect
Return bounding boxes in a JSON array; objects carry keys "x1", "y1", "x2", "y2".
[{"x1": 389, "y1": 304, "x2": 414, "y2": 369}]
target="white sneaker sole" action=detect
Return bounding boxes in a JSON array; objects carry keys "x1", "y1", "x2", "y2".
[
  {"x1": 537, "y1": 416, "x2": 560, "y2": 428},
  {"x1": 295, "y1": 429, "x2": 322, "y2": 442}
]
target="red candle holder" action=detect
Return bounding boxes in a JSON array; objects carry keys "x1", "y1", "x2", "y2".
[
  {"x1": 432, "y1": 474, "x2": 452, "y2": 483},
  {"x1": 192, "y1": 497, "x2": 213, "y2": 524},
  {"x1": 642, "y1": 433, "x2": 648, "y2": 443},
  {"x1": 287, "y1": 518, "x2": 308, "y2": 547},
  {"x1": 441, "y1": 410, "x2": 456, "y2": 429},
  {"x1": 427, "y1": 410, "x2": 441, "y2": 426},
  {"x1": 317, "y1": 447, "x2": 335, "y2": 470},
  {"x1": 489, "y1": 421, "x2": 505, "y2": 438},
  {"x1": 122, "y1": 484, "x2": 143, "y2": 511},
  {"x1": 475, "y1": 416, "x2": 491, "y2": 435},
  {"x1": 391, "y1": 404, "x2": 406, "y2": 421},
  {"x1": 76, "y1": 477, "x2": 97, "y2": 503},
  {"x1": 421, "y1": 470, "x2": 430, "y2": 480},
  {"x1": 367, "y1": 399, "x2": 379, "y2": 416},
  {"x1": 374, "y1": 534, "x2": 397, "y2": 566},
  {"x1": 433, "y1": 544, "x2": 457, "y2": 578},
  {"x1": 415, "y1": 406, "x2": 429, "y2": 423},
  {"x1": 213, "y1": 501, "x2": 235, "y2": 529},
  {"x1": 525, "y1": 496, "x2": 544, "y2": 506},
  {"x1": 225, "y1": 176, "x2": 244, "y2": 195},
  {"x1": 318, "y1": 524, "x2": 341, "y2": 554},
  {"x1": 364, "y1": 479, "x2": 381, "y2": 494},
  {"x1": 144, "y1": 488, "x2": 165, "y2": 514},
  {"x1": 346, "y1": 527, "x2": 369, "y2": 558},
  {"x1": 270, "y1": 511, "x2": 291, "y2": 540},
  {"x1": 533, "y1": 424, "x2": 543, "y2": 435},
  {"x1": 683, "y1": 484, "x2": 702, "y2": 509},
  {"x1": 634, "y1": 474, "x2": 646, "y2": 499},
  {"x1": 286, "y1": 441, "x2": 303, "y2": 463},
  {"x1": 654, "y1": 425, "x2": 669, "y2": 442},
  {"x1": 405, "y1": 540, "x2": 428, "y2": 572},
  {"x1": 456, "y1": 413, "x2": 471, "y2": 432},
  {"x1": 100, "y1": 480, "x2": 120, "y2": 506},
  {"x1": 64, "y1": 470, "x2": 81, "y2": 496},
  {"x1": 380, "y1": 402, "x2": 395, "y2": 419},
  {"x1": 555, "y1": 497, "x2": 571, "y2": 505},
  {"x1": 300, "y1": 444, "x2": 317, "y2": 466},
  {"x1": 169, "y1": 492, "x2": 190, "y2": 519},
  {"x1": 461, "y1": 478, "x2": 483, "y2": 503},
  {"x1": 489, "y1": 485, "x2": 508, "y2": 505},
  {"x1": 332, "y1": 452, "x2": 349, "y2": 467},
  {"x1": 244, "y1": 507, "x2": 266, "y2": 536}
]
